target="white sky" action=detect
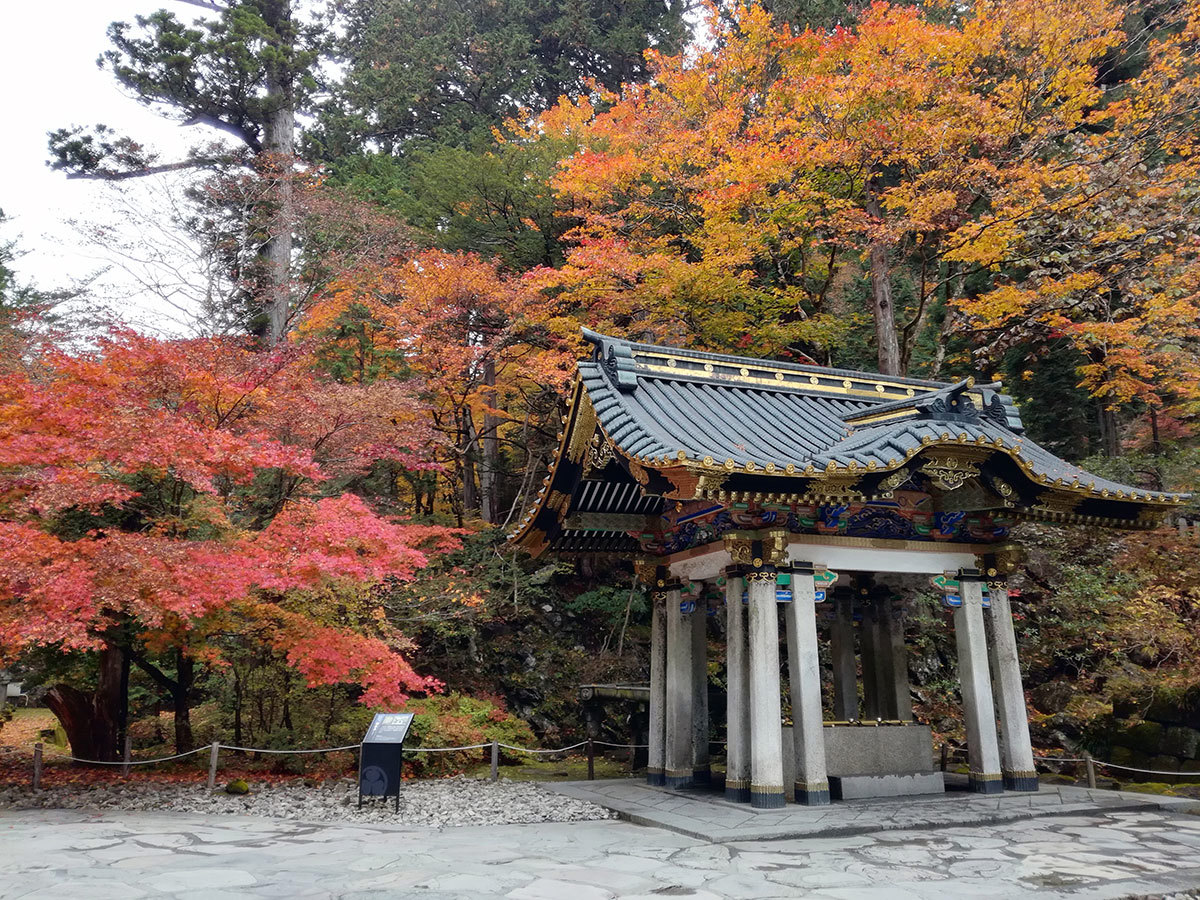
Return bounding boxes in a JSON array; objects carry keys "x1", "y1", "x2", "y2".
[{"x1": 0, "y1": 0, "x2": 219, "y2": 333}]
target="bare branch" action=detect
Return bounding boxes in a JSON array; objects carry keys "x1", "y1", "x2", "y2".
[
  {"x1": 63, "y1": 159, "x2": 223, "y2": 181},
  {"x1": 170, "y1": 0, "x2": 226, "y2": 11}
]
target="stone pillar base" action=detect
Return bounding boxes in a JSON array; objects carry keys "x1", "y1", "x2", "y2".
[
  {"x1": 968, "y1": 772, "x2": 1004, "y2": 794},
  {"x1": 665, "y1": 769, "x2": 694, "y2": 789},
  {"x1": 692, "y1": 766, "x2": 712, "y2": 785},
  {"x1": 750, "y1": 786, "x2": 786, "y2": 809},
  {"x1": 794, "y1": 780, "x2": 831, "y2": 806},
  {"x1": 724, "y1": 779, "x2": 750, "y2": 803},
  {"x1": 1003, "y1": 770, "x2": 1039, "y2": 792},
  {"x1": 647, "y1": 769, "x2": 665, "y2": 787}
]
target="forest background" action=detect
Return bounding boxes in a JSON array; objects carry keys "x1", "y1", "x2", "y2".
[{"x1": 2, "y1": 0, "x2": 1199, "y2": 776}]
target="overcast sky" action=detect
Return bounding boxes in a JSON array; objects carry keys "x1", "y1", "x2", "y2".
[{"x1": 0, "y1": 0, "x2": 218, "y2": 332}]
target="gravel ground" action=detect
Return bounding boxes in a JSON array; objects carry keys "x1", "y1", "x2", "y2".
[{"x1": 0, "y1": 775, "x2": 617, "y2": 827}]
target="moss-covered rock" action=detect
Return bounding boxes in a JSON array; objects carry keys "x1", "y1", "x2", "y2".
[
  {"x1": 1040, "y1": 773, "x2": 1077, "y2": 785},
  {"x1": 224, "y1": 779, "x2": 250, "y2": 795},
  {"x1": 1117, "y1": 781, "x2": 1179, "y2": 797},
  {"x1": 1116, "y1": 720, "x2": 1163, "y2": 754},
  {"x1": 1109, "y1": 745, "x2": 1151, "y2": 774},
  {"x1": 1162, "y1": 726, "x2": 1200, "y2": 759},
  {"x1": 1031, "y1": 681, "x2": 1075, "y2": 715}
]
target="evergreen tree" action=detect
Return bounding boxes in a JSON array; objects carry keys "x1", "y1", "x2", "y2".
[
  {"x1": 47, "y1": 0, "x2": 325, "y2": 345},
  {"x1": 319, "y1": 0, "x2": 687, "y2": 156}
]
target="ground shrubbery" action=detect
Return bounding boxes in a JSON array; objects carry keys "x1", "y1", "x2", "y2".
[{"x1": 404, "y1": 693, "x2": 537, "y2": 775}]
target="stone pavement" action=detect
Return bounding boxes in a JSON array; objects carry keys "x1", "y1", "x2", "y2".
[
  {"x1": 5, "y1": 804, "x2": 1200, "y2": 899},
  {"x1": 545, "y1": 778, "x2": 1200, "y2": 842}
]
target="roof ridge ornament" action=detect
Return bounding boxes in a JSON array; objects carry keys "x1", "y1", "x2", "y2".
[
  {"x1": 842, "y1": 378, "x2": 1013, "y2": 430},
  {"x1": 583, "y1": 328, "x2": 639, "y2": 392}
]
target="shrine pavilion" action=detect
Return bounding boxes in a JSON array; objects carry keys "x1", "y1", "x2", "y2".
[{"x1": 509, "y1": 329, "x2": 1188, "y2": 809}]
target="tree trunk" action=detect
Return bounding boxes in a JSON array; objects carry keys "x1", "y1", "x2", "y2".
[
  {"x1": 864, "y1": 191, "x2": 902, "y2": 376},
  {"x1": 44, "y1": 645, "x2": 124, "y2": 763},
  {"x1": 261, "y1": 0, "x2": 296, "y2": 347},
  {"x1": 233, "y1": 666, "x2": 244, "y2": 749},
  {"x1": 480, "y1": 357, "x2": 500, "y2": 524},
  {"x1": 461, "y1": 412, "x2": 479, "y2": 517},
  {"x1": 116, "y1": 647, "x2": 131, "y2": 753},
  {"x1": 1098, "y1": 405, "x2": 1121, "y2": 457},
  {"x1": 172, "y1": 650, "x2": 195, "y2": 754}
]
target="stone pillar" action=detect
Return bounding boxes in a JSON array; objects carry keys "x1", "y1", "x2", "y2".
[
  {"x1": 747, "y1": 570, "x2": 786, "y2": 808},
  {"x1": 878, "y1": 593, "x2": 912, "y2": 721},
  {"x1": 724, "y1": 572, "x2": 751, "y2": 802},
  {"x1": 830, "y1": 587, "x2": 858, "y2": 721},
  {"x1": 870, "y1": 593, "x2": 894, "y2": 718},
  {"x1": 665, "y1": 585, "x2": 694, "y2": 788},
  {"x1": 785, "y1": 564, "x2": 831, "y2": 805},
  {"x1": 859, "y1": 584, "x2": 881, "y2": 720},
  {"x1": 691, "y1": 589, "x2": 711, "y2": 785},
  {"x1": 988, "y1": 582, "x2": 1038, "y2": 791},
  {"x1": 954, "y1": 572, "x2": 1003, "y2": 794},
  {"x1": 647, "y1": 590, "x2": 667, "y2": 786}
]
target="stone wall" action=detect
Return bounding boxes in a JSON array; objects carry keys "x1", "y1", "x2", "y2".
[{"x1": 1106, "y1": 690, "x2": 1200, "y2": 783}]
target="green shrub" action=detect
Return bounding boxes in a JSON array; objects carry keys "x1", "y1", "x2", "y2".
[{"x1": 404, "y1": 692, "x2": 537, "y2": 775}]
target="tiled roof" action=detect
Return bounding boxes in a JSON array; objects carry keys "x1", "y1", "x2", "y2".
[{"x1": 509, "y1": 331, "x2": 1189, "y2": 556}]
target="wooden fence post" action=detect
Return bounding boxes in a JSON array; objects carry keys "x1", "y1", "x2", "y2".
[
  {"x1": 122, "y1": 734, "x2": 132, "y2": 777},
  {"x1": 940, "y1": 743, "x2": 949, "y2": 772},
  {"x1": 490, "y1": 740, "x2": 499, "y2": 782},
  {"x1": 586, "y1": 738, "x2": 595, "y2": 781},
  {"x1": 1083, "y1": 751, "x2": 1097, "y2": 789},
  {"x1": 207, "y1": 742, "x2": 220, "y2": 790},
  {"x1": 33, "y1": 742, "x2": 43, "y2": 791}
]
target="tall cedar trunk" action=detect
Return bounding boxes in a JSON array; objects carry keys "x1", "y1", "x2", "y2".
[
  {"x1": 172, "y1": 650, "x2": 195, "y2": 754},
  {"x1": 1099, "y1": 405, "x2": 1121, "y2": 457},
  {"x1": 44, "y1": 644, "x2": 124, "y2": 763},
  {"x1": 480, "y1": 357, "x2": 500, "y2": 524},
  {"x1": 116, "y1": 648, "x2": 130, "y2": 751},
  {"x1": 233, "y1": 666, "x2": 243, "y2": 749},
  {"x1": 262, "y1": 0, "x2": 296, "y2": 347},
  {"x1": 864, "y1": 191, "x2": 902, "y2": 376},
  {"x1": 462, "y1": 411, "x2": 479, "y2": 516}
]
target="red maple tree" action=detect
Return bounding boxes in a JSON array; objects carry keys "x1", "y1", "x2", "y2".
[{"x1": 0, "y1": 329, "x2": 458, "y2": 758}]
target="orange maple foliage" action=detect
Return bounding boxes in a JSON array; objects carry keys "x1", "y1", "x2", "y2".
[
  {"x1": 535, "y1": 0, "x2": 1200, "y2": 413},
  {"x1": 303, "y1": 249, "x2": 577, "y2": 521}
]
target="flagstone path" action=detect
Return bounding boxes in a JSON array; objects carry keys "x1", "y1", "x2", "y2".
[
  {"x1": 545, "y1": 778, "x2": 1200, "y2": 842},
  {"x1": 4, "y1": 804, "x2": 1200, "y2": 898}
]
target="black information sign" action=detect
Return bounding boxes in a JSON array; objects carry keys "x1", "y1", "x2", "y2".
[{"x1": 358, "y1": 712, "x2": 414, "y2": 812}]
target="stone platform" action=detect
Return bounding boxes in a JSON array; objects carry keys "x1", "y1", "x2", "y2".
[{"x1": 545, "y1": 777, "x2": 1200, "y2": 843}]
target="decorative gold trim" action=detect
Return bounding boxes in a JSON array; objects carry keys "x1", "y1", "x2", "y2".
[
  {"x1": 797, "y1": 779, "x2": 831, "y2": 792},
  {"x1": 637, "y1": 352, "x2": 942, "y2": 401},
  {"x1": 874, "y1": 468, "x2": 911, "y2": 500},
  {"x1": 920, "y1": 456, "x2": 981, "y2": 492},
  {"x1": 584, "y1": 431, "x2": 616, "y2": 476},
  {"x1": 723, "y1": 533, "x2": 754, "y2": 565}
]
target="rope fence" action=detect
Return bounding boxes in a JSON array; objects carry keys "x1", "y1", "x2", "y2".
[
  {"x1": 23, "y1": 734, "x2": 651, "y2": 790},
  {"x1": 38, "y1": 746, "x2": 209, "y2": 766},
  {"x1": 937, "y1": 743, "x2": 1200, "y2": 788},
  {"x1": 24, "y1": 734, "x2": 1199, "y2": 793}
]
